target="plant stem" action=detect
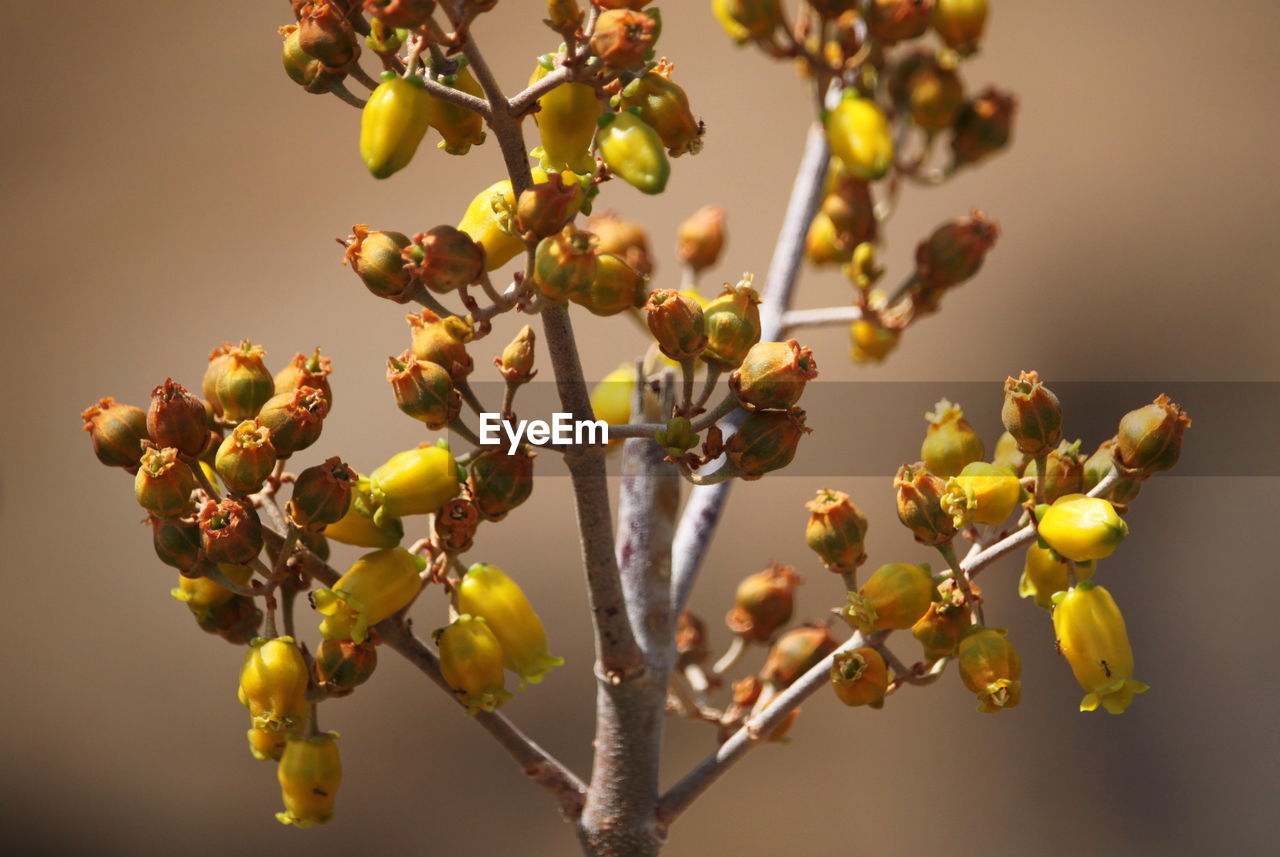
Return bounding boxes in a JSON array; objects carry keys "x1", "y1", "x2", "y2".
[{"x1": 780, "y1": 304, "x2": 865, "y2": 332}]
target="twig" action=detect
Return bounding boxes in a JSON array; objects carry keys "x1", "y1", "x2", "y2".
[{"x1": 780, "y1": 304, "x2": 865, "y2": 332}]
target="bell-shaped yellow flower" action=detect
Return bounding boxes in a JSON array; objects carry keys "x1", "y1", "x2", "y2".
[
  {"x1": 844, "y1": 562, "x2": 936, "y2": 633},
  {"x1": 456, "y1": 563, "x2": 564, "y2": 686},
  {"x1": 247, "y1": 726, "x2": 288, "y2": 762},
  {"x1": 826, "y1": 92, "x2": 894, "y2": 182},
  {"x1": 530, "y1": 56, "x2": 602, "y2": 174},
  {"x1": 322, "y1": 474, "x2": 405, "y2": 549},
  {"x1": 369, "y1": 445, "x2": 461, "y2": 521},
  {"x1": 1018, "y1": 543, "x2": 1095, "y2": 609},
  {"x1": 436, "y1": 614, "x2": 513, "y2": 714},
  {"x1": 597, "y1": 111, "x2": 670, "y2": 195},
  {"x1": 942, "y1": 461, "x2": 1022, "y2": 527},
  {"x1": 1052, "y1": 582, "x2": 1148, "y2": 714},
  {"x1": 361, "y1": 73, "x2": 434, "y2": 179},
  {"x1": 312, "y1": 547, "x2": 425, "y2": 643},
  {"x1": 422, "y1": 62, "x2": 486, "y2": 155},
  {"x1": 1037, "y1": 494, "x2": 1128, "y2": 562},
  {"x1": 275, "y1": 732, "x2": 341, "y2": 828},
  {"x1": 239, "y1": 636, "x2": 310, "y2": 734},
  {"x1": 957, "y1": 626, "x2": 1022, "y2": 713}
]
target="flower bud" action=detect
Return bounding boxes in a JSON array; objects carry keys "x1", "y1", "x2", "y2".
[
  {"x1": 530, "y1": 57, "x2": 603, "y2": 174},
  {"x1": 136, "y1": 447, "x2": 197, "y2": 518},
  {"x1": 950, "y1": 87, "x2": 1016, "y2": 167},
  {"x1": 957, "y1": 626, "x2": 1021, "y2": 713},
  {"x1": 407, "y1": 309, "x2": 474, "y2": 380},
  {"x1": 822, "y1": 176, "x2": 877, "y2": 249},
  {"x1": 405, "y1": 226, "x2": 485, "y2": 294},
  {"x1": 298, "y1": 1, "x2": 359, "y2": 68},
  {"x1": 676, "y1": 610, "x2": 710, "y2": 668},
  {"x1": 1036, "y1": 494, "x2": 1128, "y2": 563},
  {"x1": 1000, "y1": 371, "x2": 1062, "y2": 457},
  {"x1": 1024, "y1": 438, "x2": 1084, "y2": 503},
  {"x1": 434, "y1": 495, "x2": 480, "y2": 553},
  {"x1": 1052, "y1": 582, "x2": 1148, "y2": 714},
  {"x1": 590, "y1": 363, "x2": 636, "y2": 433},
  {"x1": 422, "y1": 61, "x2": 487, "y2": 156},
  {"x1": 907, "y1": 58, "x2": 964, "y2": 133},
  {"x1": 495, "y1": 325, "x2": 538, "y2": 383},
  {"x1": 1018, "y1": 543, "x2": 1095, "y2": 609},
  {"x1": 830, "y1": 647, "x2": 888, "y2": 708},
  {"x1": 82, "y1": 397, "x2": 149, "y2": 471},
  {"x1": 849, "y1": 561, "x2": 935, "y2": 633},
  {"x1": 712, "y1": 0, "x2": 782, "y2": 43},
  {"x1": 361, "y1": 73, "x2": 434, "y2": 179},
  {"x1": 726, "y1": 562, "x2": 803, "y2": 643},
  {"x1": 894, "y1": 462, "x2": 956, "y2": 546},
  {"x1": 911, "y1": 578, "x2": 973, "y2": 659},
  {"x1": 914, "y1": 210, "x2": 999, "y2": 295},
  {"x1": 933, "y1": 0, "x2": 987, "y2": 55},
  {"x1": 436, "y1": 615, "x2": 513, "y2": 714},
  {"x1": 275, "y1": 349, "x2": 333, "y2": 406},
  {"x1": 1114, "y1": 394, "x2": 1191, "y2": 478},
  {"x1": 151, "y1": 515, "x2": 203, "y2": 573},
  {"x1": 532, "y1": 226, "x2": 598, "y2": 304},
  {"x1": 323, "y1": 474, "x2": 405, "y2": 548},
  {"x1": 1081, "y1": 438, "x2": 1142, "y2": 510},
  {"x1": 515, "y1": 172, "x2": 580, "y2": 240},
  {"x1": 214, "y1": 420, "x2": 277, "y2": 495},
  {"x1": 369, "y1": 444, "x2": 461, "y2": 520},
  {"x1": 256, "y1": 386, "x2": 329, "y2": 458},
  {"x1": 726, "y1": 408, "x2": 810, "y2": 480},
  {"x1": 571, "y1": 253, "x2": 648, "y2": 316},
  {"x1": 468, "y1": 448, "x2": 535, "y2": 521},
  {"x1": 761, "y1": 623, "x2": 839, "y2": 687},
  {"x1": 546, "y1": 0, "x2": 584, "y2": 32},
  {"x1": 804, "y1": 489, "x2": 869, "y2": 573},
  {"x1": 645, "y1": 289, "x2": 707, "y2": 361},
  {"x1": 920, "y1": 398, "x2": 984, "y2": 478},
  {"x1": 598, "y1": 111, "x2": 671, "y2": 195},
  {"x1": 172, "y1": 563, "x2": 252, "y2": 622},
  {"x1": 387, "y1": 354, "x2": 462, "y2": 430},
  {"x1": 588, "y1": 211, "x2": 653, "y2": 275},
  {"x1": 275, "y1": 732, "x2": 342, "y2": 828},
  {"x1": 727, "y1": 675, "x2": 799, "y2": 741},
  {"x1": 850, "y1": 319, "x2": 899, "y2": 364},
  {"x1": 313, "y1": 547, "x2": 426, "y2": 643},
  {"x1": 289, "y1": 457, "x2": 356, "y2": 533},
  {"x1": 457, "y1": 563, "x2": 565, "y2": 685},
  {"x1": 676, "y1": 205, "x2": 726, "y2": 274},
  {"x1": 826, "y1": 92, "x2": 894, "y2": 182},
  {"x1": 616, "y1": 59, "x2": 704, "y2": 156},
  {"x1": 239, "y1": 636, "x2": 310, "y2": 734},
  {"x1": 199, "y1": 498, "x2": 264, "y2": 565},
  {"x1": 805, "y1": 210, "x2": 851, "y2": 267},
  {"x1": 313, "y1": 638, "x2": 378, "y2": 697},
  {"x1": 991, "y1": 429, "x2": 1027, "y2": 474},
  {"x1": 701, "y1": 278, "x2": 761, "y2": 370},
  {"x1": 214, "y1": 342, "x2": 274, "y2": 423},
  {"x1": 590, "y1": 9, "x2": 657, "y2": 69},
  {"x1": 343, "y1": 226, "x2": 418, "y2": 302},
  {"x1": 280, "y1": 25, "x2": 344, "y2": 94},
  {"x1": 200, "y1": 594, "x2": 263, "y2": 645},
  {"x1": 941, "y1": 461, "x2": 1022, "y2": 527},
  {"x1": 867, "y1": 0, "x2": 932, "y2": 45},
  {"x1": 365, "y1": 0, "x2": 435, "y2": 29},
  {"x1": 656, "y1": 417, "x2": 698, "y2": 459},
  {"x1": 147, "y1": 379, "x2": 209, "y2": 458}
]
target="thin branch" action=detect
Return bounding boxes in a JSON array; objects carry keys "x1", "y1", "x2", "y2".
[{"x1": 780, "y1": 304, "x2": 865, "y2": 332}]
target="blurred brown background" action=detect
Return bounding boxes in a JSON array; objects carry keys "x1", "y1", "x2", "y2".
[{"x1": 2, "y1": 1, "x2": 1277, "y2": 855}]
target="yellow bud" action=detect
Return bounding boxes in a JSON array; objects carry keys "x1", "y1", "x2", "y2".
[
  {"x1": 941, "y1": 461, "x2": 1022, "y2": 527},
  {"x1": 591, "y1": 363, "x2": 635, "y2": 449},
  {"x1": 422, "y1": 62, "x2": 487, "y2": 155},
  {"x1": 437, "y1": 615, "x2": 513, "y2": 714},
  {"x1": 1037, "y1": 494, "x2": 1128, "y2": 563},
  {"x1": 957, "y1": 626, "x2": 1022, "y2": 713},
  {"x1": 598, "y1": 111, "x2": 671, "y2": 195},
  {"x1": 457, "y1": 563, "x2": 564, "y2": 685},
  {"x1": 369, "y1": 445, "x2": 461, "y2": 520},
  {"x1": 531, "y1": 57, "x2": 603, "y2": 174},
  {"x1": 275, "y1": 732, "x2": 341, "y2": 828},
  {"x1": 830, "y1": 647, "x2": 889, "y2": 708},
  {"x1": 1019, "y1": 543, "x2": 1095, "y2": 610},
  {"x1": 361, "y1": 74, "x2": 434, "y2": 179},
  {"x1": 457, "y1": 178, "x2": 524, "y2": 270},
  {"x1": 921, "y1": 398, "x2": 984, "y2": 478},
  {"x1": 849, "y1": 319, "x2": 899, "y2": 364},
  {"x1": 1052, "y1": 582, "x2": 1148, "y2": 714},
  {"x1": 855, "y1": 562, "x2": 935, "y2": 632},
  {"x1": 172, "y1": 563, "x2": 252, "y2": 622},
  {"x1": 933, "y1": 0, "x2": 988, "y2": 55},
  {"x1": 239, "y1": 636, "x2": 310, "y2": 734},
  {"x1": 826, "y1": 93, "x2": 894, "y2": 182},
  {"x1": 312, "y1": 547, "x2": 425, "y2": 644}
]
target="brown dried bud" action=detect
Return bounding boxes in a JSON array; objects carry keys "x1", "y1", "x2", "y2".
[
  {"x1": 911, "y1": 578, "x2": 973, "y2": 659},
  {"x1": 298, "y1": 1, "x2": 359, "y2": 69},
  {"x1": 729, "y1": 340, "x2": 818, "y2": 411},
  {"x1": 514, "y1": 173, "x2": 580, "y2": 240},
  {"x1": 914, "y1": 209, "x2": 999, "y2": 297},
  {"x1": 761, "y1": 623, "x2": 838, "y2": 687},
  {"x1": 82, "y1": 397, "x2": 149, "y2": 471},
  {"x1": 387, "y1": 353, "x2": 462, "y2": 430},
  {"x1": 135, "y1": 447, "x2": 197, "y2": 519},
  {"x1": 256, "y1": 386, "x2": 329, "y2": 458},
  {"x1": 1082, "y1": 438, "x2": 1142, "y2": 511},
  {"x1": 907, "y1": 59, "x2": 964, "y2": 133},
  {"x1": 1115, "y1": 394, "x2": 1191, "y2": 478},
  {"x1": 314, "y1": 638, "x2": 378, "y2": 697},
  {"x1": 804, "y1": 489, "x2": 869, "y2": 573},
  {"x1": 406, "y1": 226, "x2": 486, "y2": 294},
  {"x1": 675, "y1": 610, "x2": 710, "y2": 669},
  {"x1": 198, "y1": 498, "x2": 263, "y2": 565},
  {"x1": 534, "y1": 226, "x2": 599, "y2": 303},
  {"x1": 214, "y1": 420, "x2": 278, "y2": 495},
  {"x1": 288, "y1": 457, "x2": 356, "y2": 533},
  {"x1": 495, "y1": 325, "x2": 537, "y2": 384},
  {"x1": 468, "y1": 448, "x2": 535, "y2": 521},
  {"x1": 407, "y1": 309, "x2": 475, "y2": 379},
  {"x1": 434, "y1": 495, "x2": 480, "y2": 553},
  {"x1": 214, "y1": 342, "x2": 274, "y2": 423},
  {"x1": 570, "y1": 253, "x2": 648, "y2": 317},
  {"x1": 275, "y1": 348, "x2": 333, "y2": 406},
  {"x1": 822, "y1": 176, "x2": 877, "y2": 249},
  {"x1": 726, "y1": 408, "x2": 810, "y2": 481},
  {"x1": 147, "y1": 379, "x2": 209, "y2": 459},
  {"x1": 645, "y1": 289, "x2": 707, "y2": 362},
  {"x1": 1000, "y1": 371, "x2": 1063, "y2": 457},
  {"x1": 867, "y1": 0, "x2": 932, "y2": 44},
  {"x1": 726, "y1": 562, "x2": 803, "y2": 643},
  {"x1": 364, "y1": 0, "x2": 436, "y2": 29},
  {"x1": 1024, "y1": 439, "x2": 1084, "y2": 503},
  {"x1": 196, "y1": 594, "x2": 263, "y2": 645},
  {"x1": 590, "y1": 9, "x2": 657, "y2": 69},
  {"x1": 951, "y1": 87, "x2": 1017, "y2": 167},
  {"x1": 701, "y1": 278, "x2": 761, "y2": 370},
  {"x1": 894, "y1": 462, "x2": 957, "y2": 546},
  {"x1": 344, "y1": 226, "x2": 418, "y2": 303},
  {"x1": 547, "y1": 0, "x2": 585, "y2": 33},
  {"x1": 588, "y1": 211, "x2": 653, "y2": 275},
  {"x1": 676, "y1": 205, "x2": 727, "y2": 273},
  {"x1": 280, "y1": 25, "x2": 345, "y2": 95},
  {"x1": 150, "y1": 515, "x2": 203, "y2": 574}
]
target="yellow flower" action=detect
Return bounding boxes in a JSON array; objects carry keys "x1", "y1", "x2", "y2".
[
  {"x1": 957, "y1": 626, "x2": 1021, "y2": 713},
  {"x1": 456, "y1": 563, "x2": 564, "y2": 686},
  {"x1": 312, "y1": 547, "x2": 425, "y2": 643},
  {"x1": 590, "y1": 363, "x2": 635, "y2": 449},
  {"x1": 436, "y1": 615, "x2": 513, "y2": 714},
  {"x1": 275, "y1": 732, "x2": 341, "y2": 828},
  {"x1": 845, "y1": 562, "x2": 935, "y2": 633},
  {"x1": 826, "y1": 93, "x2": 894, "y2": 181},
  {"x1": 1037, "y1": 494, "x2": 1128, "y2": 562},
  {"x1": 942, "y1": 461, "x2": 1022, "y2": 526},
  {"x1": 1052, "y1": 582, "x2": 1148, "y2": 714},
  {"x1": 360, "y1": 73, "x2": 434, "y2": 179},
  {"x1": 323, "y1": 474, "x2": 405, "y2": 548},
  {"x1": 369, "y1": 445, "x2": 461, "y2": 521},
  {"x1": 849, "y1": 319, "x2": 899, "y2": 364},
  {"x1": 239, "y1": 636, "x2": 310, "y2": 734},
  {"x1": 1018, "y1": 543, "x2": 1095, "y2": 609},
  {"x1": 598, "y1": 111, "x2": 671, "y2": 195},
  {"x1": 171, "y1": 563, "x2": 252, "y2": 622},
  {"x1": 830, "y1": 647, "x2": 888, "y2": 708},
  {"x1": 530, "y1": 57, "x2": 602, "y2": 174}
]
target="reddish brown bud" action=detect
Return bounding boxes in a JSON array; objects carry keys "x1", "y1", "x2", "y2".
[
  {"x1": 215, "y1": 420, "x2": 278, "y2": 495},
  {"x1": 1115, "y1": 394, "x2": 1191, "y2": 478},
  {"x1": 822, "y1": 176, "x2": 877, "y2": 249},
  {"x1": 344, "y1": 226, "x2": 418, "y2": 303},
  {"x1": 196, "y1": 594, "x2": 263, "y2": 645},
  {"x1": 468, "y1": 448, "x2": 535, "y2": 521},
  {"x1": 1082, "y1": 438, "x2": 1142, "y2": 511},
  {"x1": 644, "y1": 289, "x2": 707, "y2": 361},
  {"x1": 280, "y1": 24, "x2": 345, "y2": 95},
  {"x1": 150, "y1": 515, "x2": 203, "y2": 574},
  {"x1": 867, "y1": 0, "x2": 932, "y2": 44},
  {"x1": 676, "y1": 205, "x2": 727, "y2": 273},
  {"x1": 288, "y1": 457, "x2": 356, "y2": 533},
  {"x1": 588, "y1": 211, "x2": 653, "y2": 275},
  {"x1": 275, "y1": 349, "x2": 333, "y2": 406},
  {"x1": 314, "y1": 638, "x2": 379, "y2": 697},
  {"x1": 804, "y1": 489, "x2": 869, "y2": 573},
  {"x1": 726, "y1": 408, "x2": 810, "y2": 481},
  {"x1": 406, "y1": 226, "x2": 486, "y2": 294},
  {"x1": 729, "y1": 340, "x2": 818, "y2": 411},
  {"x1": 82, "y1": 397, "x2": 149, "y2": 471},
  {"x1": 894, "y1": 462, "x2": 956, "y2": 546},
  {"x1": 514, "y1": 173, "x2": 580, "y2": 240},
  {"x1": 364, "y1": 0, "x2": 436, "y2": 29},
  {"x1": 676, "y1": 610, "x2": 710, "y2": 668},
  {"x1": 387, "y1": 353, "x2": 462, "y2": 430},
  {"x1": 255, "y1": 386, "x2": 329, "y2": 458},
  {"x1": 908, "y1": 59, "x2": 964, "y2": 133},
  {"x1": 135, "y1": 447, "x2": 197, "y2": 518},
  {"x1": 726, "y1": 562, "x2": 803, "y2": 643},
  {"x1": 298, "y1": 1, "x2": 359, "y2": 68},
  {"x1": 495, "y1": 325, "x2": 537, "y2": 384},
  {"x1": 1000, "y1": 371, "x2": 1063, "y2": 457},
  {"x1": 198, "y1": 498, "x2": 264, "y2": 565},
  {"x1": 590, "y1": 9, "x2": 657, "y2": 69},
  {"x1": 1024, "y1": 439, "x2": 1084, "y2": 503},
  {"x1": 434, "y1": 495, "x2": 480, "y2": 553},
  {"x1": 407, "y1": 309, "x2": 475, "y2": 379},
  {"x1": 914, "y1": 209, "x2": 999, "y2": 297},
  {"x1": 951, "y1": 87, "x2": 1016, "y2": 167},
  {"x1": 147, "y1": 379, "x2": 209, "y2": 458},
  {"x1": 761, "y1": 623, "x2": 839, "y2": 687}
]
